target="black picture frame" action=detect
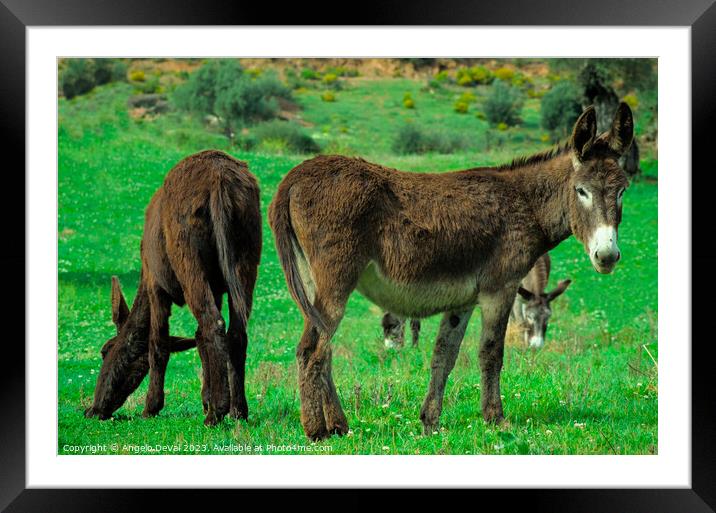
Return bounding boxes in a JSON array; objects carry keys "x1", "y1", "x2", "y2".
[{"x1": 3, "y1": 0, "x2": 714, "y2": 510}]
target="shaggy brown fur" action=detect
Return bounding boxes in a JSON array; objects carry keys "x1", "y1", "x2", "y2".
[
  {"x1": 269, "y1": 104, "x2": 632, "y2": 440},
  {"x1": 85, "y1": 150, "x2": 262, "y2": 426}
]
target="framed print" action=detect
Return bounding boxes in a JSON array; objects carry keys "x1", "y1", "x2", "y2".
[{"x1": 4, "y1": 0, "x2": 716, "y2": 510}]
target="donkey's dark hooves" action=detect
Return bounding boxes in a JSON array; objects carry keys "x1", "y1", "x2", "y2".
[
  {"x1": 327, "y1": 422, "x2": 349, "y2": 437},
  {"x1": 229, "y1": 406, "x2": 248, "y2": 421},
  {"x1": 84, "y1": 407, "x2": 111, "y2": 420},
  {"x1": 422, "y1": 424, "x2": 440, "y2": 436},
  {"x1": 204, "y1": 412, "x2": 227, "y2": 426},
  {"x1": 483, "y1": 413, "x2": 505, "y2": 425},
  {"x1": 304, "y1": 427, "x2": 330, "y2": 441}
]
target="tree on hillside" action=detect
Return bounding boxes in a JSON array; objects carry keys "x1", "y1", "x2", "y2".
[{"x1": 173, "y1": 59, "x2": 292, "y2": 141}]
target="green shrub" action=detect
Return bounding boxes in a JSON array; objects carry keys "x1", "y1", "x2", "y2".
[
  {"x1": 457, "y1": 73, "x2": 474, "y2": 87},
  {"x1": 511, "y1": 73, "x2": 532, "y2": 88},
  {"x1": 134, "y1": 75, "x2": 162, "y2": 94},
  {"x1": 540, "y1": 81, "x2": 582, "y2": 137},
  {"x1": 454, "y1": 101, "x2": 469, "y2": 114},
  {"x1": 173, "y1": 59, "x2": 291, "y2": 138},
  {"x1": 60, "y1": 58, "x2": 127, "y2": 99},
  {"x1": 94, "y1": 59, "x2": 127, "y2": 85},
  {"x1": 434, "y1": 70, "x2": 450, "y2": 82},
  {"x1": 323, "y1": 73, "x2": 338, "y2": 85},
  {"x1": 527, "y1": 88, "x2": 546, "y2": 99},
  {"x1": 321, "y1": 91, "x2": 336, "y2": 102},
  {"x1": 494, "y1": 67, "x2": 515, "y2": 81},
  {"x1": 392, "y1": 124, "x2": 471, "y2": 154},
  {"x1": 470, "y1": 65, "x2": 494, "y2": 85},
  {"x1": 325, "y1": 66, "x2": 358, "y2": 77},
  {"x1": 252, "y1": 120, "x2": 320, "y2": 154},
  {"x1": 129, "y1": 69, "x2": 146, "y2": 82},
  {"x1": 458, "y1": 91, "x2": 476, "y2": 103},
  {"x1": 301, "y1": 68, "x2": 320, "y2": 80},
  {"x1": 483, "y1": 81, "x2": 523, "y2": 127},
  {"x1": 402, "y1": 92, "x2": 415, "y2": 109},
  {"x1": 284, "y1": 68, "x2": 306, "y2": 90}
]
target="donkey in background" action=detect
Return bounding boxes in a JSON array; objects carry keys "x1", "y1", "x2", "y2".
[
  {"x1": 85, "y1": 150, "x2": 262, "y2": 426},
  {"x1": 270, "y1": 103, "x2": 632, "y2": 440},
  {"x1": 512, "y1": 253, "x2": 571, "y2": 348},
  {"x1": 382, "y1": 253, "x2": 570, "y2": 350}
]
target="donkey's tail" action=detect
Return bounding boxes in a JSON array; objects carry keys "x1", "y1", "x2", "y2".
[
  {"x1": 268, "y1": 181, "x2": 327, "y2": 332},
  {"x1": 209, "y1": 181, "x2": 249, "y2": 327}
]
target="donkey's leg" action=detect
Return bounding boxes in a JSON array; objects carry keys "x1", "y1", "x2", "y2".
[
  {"x1": 477, "y1": 288, "x2": 515, "y2": 424},
  {"x1": 226, "y1": 263, "x2": 257, "y2": 420},
  {"x1": 143, "y1": 285, "x2": 172, "y2": 417},
  {"x1": 194, "y1": 326, "x2": 210, "y2": 414},
  {"x1": 296, "y1": 285, "x2": 352, "y2": 440},
  {"x1": 296, "y1": 321, "x2": 328, "y2": 440},
  {"x1": 410, "y1": 319, "x2": 421, "y2": 347},
  {"x1": 321, "y1": 344, "x2": 348, "y2": 436},
  {"x1": 180, "y1": 281, "x2": 230, "y2": 426},
  {"x1": 296, "y1": 313, "x2": 348, "y2": 440},
  {"x1": 419, "y1": 309, "x2": 473, "y2": 434}
]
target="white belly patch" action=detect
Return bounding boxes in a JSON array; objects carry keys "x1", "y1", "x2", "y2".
[{"x1": 355, "y1": 261, "x2": 479, "y2": 318}]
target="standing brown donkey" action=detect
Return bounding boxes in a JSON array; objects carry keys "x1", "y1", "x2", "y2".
[
  {"x1": 269, "y1": 104, "x2": 632, "y2": 440},
  {"x1": 85, "y1": 150, "x2": 262, "y2": 426}
]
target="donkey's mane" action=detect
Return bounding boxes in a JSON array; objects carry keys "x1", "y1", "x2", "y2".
[{"x1": 496, "y1": 141, "x2": 572, "y2": 171}]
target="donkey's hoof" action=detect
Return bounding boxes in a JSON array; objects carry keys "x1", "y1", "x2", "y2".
[
  {"x1": 304, "y1": 424, "x2": 330, "y2": 441},
  {"x1": 419, "y1": 402, "x2": 441, "y2": 435},
  {"x1": 229, "y1": 405, "x2": 248, "y2": 421},
  {"x1": 84, "y1": 407, "x2": 108, "y2": 419},
  {"x1": 204, "y1": 412, "x2": 221, "y2": 426},
  {"x1": 421, "y1": 422, "x2": 440, "y2": 436},
  {"x1": 142, "y1": 408, "x2": 160, "y2": 419},
  {"x1": 483, "y1": 407, "x2": 505, "y2": 425},
  {"x1": 327, "y1": 420, "x2": 349, "y2": 437}
]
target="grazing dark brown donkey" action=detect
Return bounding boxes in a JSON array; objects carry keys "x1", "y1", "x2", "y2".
[
  {"x1": 382, "y1": 312, "x2": 421, "y2": 348},
  {"x1": 383, "y1": 253, "x2": 569, "y2": 350},
  {"x1": 269, "y1": 103, "x2": 632, "y2": 440},
  {"x1": 85, "y1": 150, "x2": 261, "y2": 426},
  {"x1": 510, "y1": 253, "x2": 571, "y2": 349}
]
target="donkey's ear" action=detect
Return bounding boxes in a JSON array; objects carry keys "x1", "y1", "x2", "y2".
[
  {"x1": 547, "y1": 279, "x2": 572, "y2": 302},
  {"x1": 607, "y1": 102, "x2": 634, "y2": 156},
  {"x1": 517, "y1": 287, "x2": 535, "y2": 301},
  {"x1": 111, "y1": 276, "x2": 129, "y2": 330},
  {"x1": 571, "y1": 106, "x2": 597, "y2": 160}
]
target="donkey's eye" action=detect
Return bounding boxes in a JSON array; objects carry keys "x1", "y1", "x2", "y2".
[{"x1": 576, "y1": 187, "x2": 589, "y2": 198}]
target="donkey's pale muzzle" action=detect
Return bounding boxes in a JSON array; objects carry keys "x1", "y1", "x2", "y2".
[{"x1": 589, "y1": 225, "x2": 620, "y2": 274}]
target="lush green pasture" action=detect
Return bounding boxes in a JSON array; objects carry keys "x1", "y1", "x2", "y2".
[{"x1": 58, "y1": 79, "x2": 657, "y2": 455}]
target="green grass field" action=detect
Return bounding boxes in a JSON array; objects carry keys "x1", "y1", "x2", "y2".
[{"x1": 58, "y1": 75, "x2": 658, "y2": 455}]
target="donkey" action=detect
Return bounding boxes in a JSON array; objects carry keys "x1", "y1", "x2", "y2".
[
  {"x1": 269, "y1": 103, "x2": 632, "y2": 440},
  {"x1": 382, "y1": 312, "x2": 421, "y2": 348},
  {"x1": 511, "y1": 253, "x2": 571, "y2": 349},
  {"x1": 85, "y1": 150, "x2": 262, "y2": 426},
  {"x1": 383, "y1": 254, "x2": 570, "y2": 350}
]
